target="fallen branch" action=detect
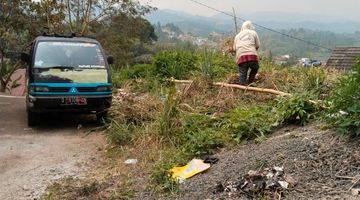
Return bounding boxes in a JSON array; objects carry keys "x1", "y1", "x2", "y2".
[
  {"x1": 213, "y1": 82, "x2": 291, "y2": 96},
  {"x1": 169, "y1": 78, "x2": 328, "y2": 109},
  {"x1": 170, "y1": 78, "x2": 291, "y2": 96}
]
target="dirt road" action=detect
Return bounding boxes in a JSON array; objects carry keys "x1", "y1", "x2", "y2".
[{"x1": 0, "y1": 95, "x2": 106, "y2": 200}]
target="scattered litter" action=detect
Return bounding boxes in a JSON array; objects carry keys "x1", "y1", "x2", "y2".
[
  {"x1": 23, "y1": 128, "x2": 32, "y2": 131},
  {"x1": 203, "y1": 157, "x2": 219, "y2": 165},
  {"x1": 351, "y1": 187, "x2": 360, "y2": 196},
  {"x1": 266, "y1": 172, "x2": 274, "y2": 179},
  {"x1": 273, "y1": 166, "x2": 284, "y2": 172},
  {"x1": 77, "y1": 124, "x2": 83, "y2": 130},
  {"x1": 214, "y1": 166, "x2": 297, "y2": 198},
  {"x1": 171, "y1": 159, "x2": 211, "y2": 183},
  {"x1": 278, "y1": 181, "x2": 289, "y2": 189},
  {"x1": 124, "y1": 159, "x2": 138, "y2": 165},
  {"x1": 339, "y1": 110, "x2": 348, "y2": 116}
]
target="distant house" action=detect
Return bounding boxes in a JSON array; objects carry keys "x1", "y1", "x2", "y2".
[
  {"x1": 298, "y1": 58, "x2": 311, "y2": 67},
  {"x1": 326, "y1": 47, "x2": 360, "y2": 70},
  {"x1": 274, "y1": 55, "x2": 291, "y2": 66}
]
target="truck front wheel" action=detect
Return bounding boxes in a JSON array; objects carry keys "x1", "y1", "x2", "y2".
[
  {"x1": 27, "y1": 110, "x2": 38, "y2": 127},
  {"x1": 96, "y1": 111, "x2": 108, "y2": 125}
]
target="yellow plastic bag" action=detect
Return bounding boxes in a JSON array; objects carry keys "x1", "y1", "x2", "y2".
[{"x1": 170, "y1": 159, "x2": 211, "y2": 182}]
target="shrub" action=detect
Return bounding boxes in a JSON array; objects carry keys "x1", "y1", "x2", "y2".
[
  {"x1": 153, "y1": 50, "x2": 197, "y2": 80},
  {"x1": 181, "y1": 114, "x2": 226, "y2": 157},
  {"x1": 197, "y1": 49, "x2": 235, "y2": 81},
  {"x1": 111, "y1": 64, "x2": 155, "y2": 88},
  {"x1": 122, "y1": 64, "x2": 156, "y2": 79},
  {"x1": 327, "y1": 59, "x2": 360, "y2": 136},
  {"x1": 276, "y1": 93, "x2": 319, "y2": 126},
  {"x1": 227, "y1": 106, "x2": 277, "y2": 142}
]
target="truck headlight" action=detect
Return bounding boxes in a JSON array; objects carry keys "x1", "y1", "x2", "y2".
[
  {"x1": 96, "y1": 86, "x2": 112, "y2": 92},
  {"x1": 30, "y1": 86, "x2": 50, "y2": 93}
]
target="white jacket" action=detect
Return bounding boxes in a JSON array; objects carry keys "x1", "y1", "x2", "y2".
[{"x1": 233, "y1": 21, "x2": 260, "y2": 62}]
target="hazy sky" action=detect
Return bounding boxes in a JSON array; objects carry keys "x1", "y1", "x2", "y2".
[{"x1": 139, "y1": 0, "x2": 360, "y2": 20}]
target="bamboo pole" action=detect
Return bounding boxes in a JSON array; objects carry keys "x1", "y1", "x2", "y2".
[
  {"x1": 170, "y1": 78, "x2": 327, "y2": 108},
  {"x1": 170, "y1": 78, "x2": 291, "y2": 96}
]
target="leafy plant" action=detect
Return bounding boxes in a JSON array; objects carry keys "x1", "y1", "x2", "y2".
[
  {"x1": 181, "y1": 114, "x2": 226, "y2": 157},
  {"x1": 276, "y1": 93, "x2": 319, "y2": 126}
]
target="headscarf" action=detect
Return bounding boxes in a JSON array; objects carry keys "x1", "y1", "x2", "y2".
[{"x1": 241, "y1": 21, "x2": 255, "y2": 32}]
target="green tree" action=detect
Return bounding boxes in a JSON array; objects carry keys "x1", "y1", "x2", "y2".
[
  {"x1": 96, "y1": 13, "x2": 157, "y2": 66},
  {"x1": 0, "y1": 0, "x2": 33, "y2": 92}
]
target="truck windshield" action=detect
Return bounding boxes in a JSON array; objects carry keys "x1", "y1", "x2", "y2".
[{"x1": 33, "y1": 41, "x2": 108, "y2": 83}]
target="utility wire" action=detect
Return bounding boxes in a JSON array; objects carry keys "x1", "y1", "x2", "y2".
[{"x1": 189, "y1": 0, "x2": 333, "y2": 51}]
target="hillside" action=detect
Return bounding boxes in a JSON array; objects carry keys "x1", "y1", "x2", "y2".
[
  {"x1": 146, "y1": 9, "x2": 360, "y2": 36},
  {"x1": 147, "y1": 10, "x2": 360, "y2": 59}
]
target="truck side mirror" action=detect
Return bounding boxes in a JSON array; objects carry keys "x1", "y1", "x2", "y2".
[
  {"x1": 107, "y1": 55, "x2": 114, "y2": 65},
  {"x1": 21, "y1": 52, "x2": 31, "y2": 65}
]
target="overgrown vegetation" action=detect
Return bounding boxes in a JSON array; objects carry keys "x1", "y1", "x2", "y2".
[
  {"x1": 101, "y1": 49, "x2": 343, "y2": 196},
  {"x1": 326, "y1": 58, "x2": 360, "y2": 136},
  {"x1": 154, "y1": 50, "x2": 198, "y2": 80}
]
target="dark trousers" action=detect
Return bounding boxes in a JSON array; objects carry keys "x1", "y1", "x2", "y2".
[{"x1": 238, "y1": 61, "x2": 259, "y2": 85}]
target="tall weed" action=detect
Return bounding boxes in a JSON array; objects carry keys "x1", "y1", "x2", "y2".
[
  {"x1": 197, "y1": 49, "x2": 235, "y2": 81},
  {"x1": 302, "y1": 67, "x2": 326, "y2": 94},
  {"x1": 159, "y1": 86, "x2": 181, "y2": 137},
  {"x1": 153, "y1": 50, "x2": 197, "y2": 80},
  {"x1": 327, "y1": 59, "x2": 360, "y2": 136}
]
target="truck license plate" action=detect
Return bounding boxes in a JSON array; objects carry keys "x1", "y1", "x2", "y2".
[{"x1": 61, "y1": 97, "x2": 87, "y2": 105}]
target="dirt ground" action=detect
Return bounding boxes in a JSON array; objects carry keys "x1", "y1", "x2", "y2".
[
  {"x1": 0, "y1": 95, "x2": 106, "y2": 200},
  {"x1": 179, "y1": 125, "x2": 360, "y2": 200}
]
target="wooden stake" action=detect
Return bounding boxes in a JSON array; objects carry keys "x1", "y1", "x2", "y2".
[{"x1": 232, "y1": 7, "x2": 238, "y2": 34}]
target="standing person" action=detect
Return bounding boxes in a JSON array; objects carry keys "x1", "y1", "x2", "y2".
[{"x1": 233, "y1": 21, "x2": 260, "y2": 85}]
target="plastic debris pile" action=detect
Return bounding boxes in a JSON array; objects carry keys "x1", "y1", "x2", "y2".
[{"x1": 214, "y1": 166, "x2": 297, "y2": 198}]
